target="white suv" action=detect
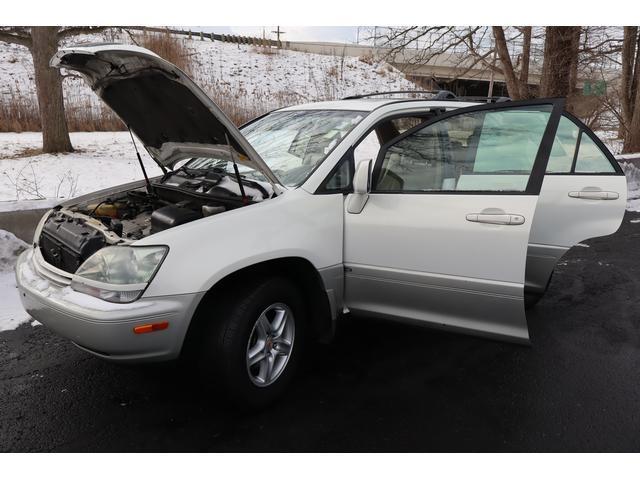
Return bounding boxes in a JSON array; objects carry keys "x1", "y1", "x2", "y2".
[{"x1": 16, "y1": 45, "x2": 627, "y2": 406}]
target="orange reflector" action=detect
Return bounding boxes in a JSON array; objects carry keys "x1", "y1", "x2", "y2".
[{"x1": 133, "y1": 321, "x2": 169, "y2": 334}]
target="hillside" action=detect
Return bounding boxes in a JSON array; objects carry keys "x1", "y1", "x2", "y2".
[{"x1": 0, "y1": 29, "x2": 418, "y2": 126}]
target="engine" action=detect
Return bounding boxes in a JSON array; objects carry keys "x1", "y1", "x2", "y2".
[
  {"x1": 40, "y1": 211, "x2": 108, "y2": 273},
  {"x1": 38, "y1": 168, "x2": 273, "y2": 273}
]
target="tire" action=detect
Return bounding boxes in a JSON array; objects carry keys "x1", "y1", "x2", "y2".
[
  {"x1": 524, "y1": 291, "x2": 543, "y2": 310},
  {"x1": 195, "y1": 276, "x2": 305, "y2": 409},
  {"x1": 524, "y1": 269, "x2": 555, "y2": 310}
]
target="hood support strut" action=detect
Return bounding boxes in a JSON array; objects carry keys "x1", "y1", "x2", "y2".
[{"x1": 128, "y1": 126, "x2": 157, "y2": 194}]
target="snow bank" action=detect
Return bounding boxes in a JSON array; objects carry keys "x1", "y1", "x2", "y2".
[
  {"x1": 0, "y1": 229, "x2": 30, "y2": 331},
  {"x1": 620, "y1": 161, "x2": 640, "y2": 212},
  {"x1": 0, "y1": 131, "x2": 161, "y2": 203},
  {"x1": 0, "y1": 228, "x2": 27, "y2": 272}
]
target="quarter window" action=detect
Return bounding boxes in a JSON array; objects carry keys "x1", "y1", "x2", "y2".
[
  {"x1": 374, "y1": 105, "x2": 553, "y2": 193},
  {"x1": 323, "y1": 156, "x2": 352, "y2": 191}
]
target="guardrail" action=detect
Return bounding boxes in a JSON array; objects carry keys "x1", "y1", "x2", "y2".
[{"x1": 125, "y1": 26, "x2": 281, "y2": 48}]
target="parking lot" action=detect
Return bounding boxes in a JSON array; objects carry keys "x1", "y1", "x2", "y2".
[{"x1": 2, "y1": 211, "x2": 640, "y2": 452}]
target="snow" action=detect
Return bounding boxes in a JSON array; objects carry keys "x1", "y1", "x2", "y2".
[
  {"x1": 0, "y1": 131, "x2": 161, "y2": 203},
  {"x1": 620, "y1": 161, "x2": 640, "y2": 212},
  {"x1": 0, "y1": 29, "x2": 418, "y2": 121},
  {"x1": 0, "y1": 229, "x2": 30, "y2": 331},
  {"x1": 616, "y1": 153, "x2": 640, "y2": 161},
  {"x1": 596, "y1": 130, "x2": 624, "y2": 156},
  {"x1": 0, "y1": 29, "x2": 417, "y2": 206}
]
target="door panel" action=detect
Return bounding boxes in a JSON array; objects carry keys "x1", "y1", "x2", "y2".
[
  {"x1": 343, "y1": 99, "x2": 564, "y2": 342},
  {"x1": 530, "y1": 175, "x2": 627, "y2": 248},
  {"x1": 525, "y1": 175, "x2": 626, "y2": 294},
  {"x1": 344, "y1": 194, "x2": 539, "y2": 341}
]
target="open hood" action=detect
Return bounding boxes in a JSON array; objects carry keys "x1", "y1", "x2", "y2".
[{"x1": 51, "y1": 44, "x2": 282, "y2": 190}]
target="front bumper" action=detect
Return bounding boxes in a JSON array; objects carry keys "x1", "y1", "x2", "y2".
[{"x1": 15, "y1": 248, "x2": 204, "y2": 363}]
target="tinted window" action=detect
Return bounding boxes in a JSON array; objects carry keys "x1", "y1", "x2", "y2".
[
  {"x1": 374, "y1": 105, "x2": 552, "y2": 192},
  {"x1": 547, "y1": 116, "x2": 580, "y2": 173},
  {"x1": 323, "y1": 156, "x2": 352, "y2": 191},
  {"x1": 322, "y1": 114, "x2": 440, "y2": 192},
  {"x1": 575, "y1": 134, "x2": 615, "y2": 173},
  {"x1": 389, "y1": 116, "x2": 429, "y2": 134}
]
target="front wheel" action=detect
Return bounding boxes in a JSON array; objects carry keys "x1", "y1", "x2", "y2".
[{"x1": 196, "y1": 277, "x2": 304, "y2": 408}]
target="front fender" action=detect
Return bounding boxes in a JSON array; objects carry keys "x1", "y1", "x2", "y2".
[{"x1": 136, "y1": 189, "x2": 344, "y2": 297}]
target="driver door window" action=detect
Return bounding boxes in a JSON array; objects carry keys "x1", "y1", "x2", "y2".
[
  {"x1": 322, "y1": 114, "x2": 440, "y2": 193},
  {"x1": 374, "y1": 105, "x2": 553, "y2": 193}
]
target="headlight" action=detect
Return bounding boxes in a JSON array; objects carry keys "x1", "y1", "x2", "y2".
[{"x1": 70, "y1": 245, "x2": 168, "y2": 303}]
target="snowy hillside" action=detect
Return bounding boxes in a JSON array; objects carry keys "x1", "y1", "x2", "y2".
[{"x1": 0, "y1": 29, "x2": 418, "y2": 117}]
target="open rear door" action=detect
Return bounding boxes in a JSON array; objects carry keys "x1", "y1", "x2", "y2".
[
  {"x1": 526, "y1": 113, "x2": 627, "y2": 296},
  {"x1": 343, "y1": 99, "x2": 564, "y2": 342}
]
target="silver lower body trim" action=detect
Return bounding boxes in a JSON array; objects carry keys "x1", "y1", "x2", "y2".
[{"x1": 344, "y1": 264, "x2": 529, "y2": 343}]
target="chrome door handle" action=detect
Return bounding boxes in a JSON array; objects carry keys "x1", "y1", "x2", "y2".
[
  {"x1": 568, "y1": 191, "x2": 619, "y2": 200},
  {"x1": 466, "y1": 213, "x2": 525, "y2": 225}
]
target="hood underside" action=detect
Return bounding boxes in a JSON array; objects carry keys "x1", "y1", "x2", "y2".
[{"x1": 51, "y1": 44, "x2": 281, "y2": 188}]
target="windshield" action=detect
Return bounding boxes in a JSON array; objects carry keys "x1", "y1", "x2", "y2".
[{"x1": 240, "y1": 110, "x2": 366, "y2": 187}]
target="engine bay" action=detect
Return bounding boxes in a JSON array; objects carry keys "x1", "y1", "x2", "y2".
[{"x1": 39, "y1": 167, "x2": 275, "y2": 273}]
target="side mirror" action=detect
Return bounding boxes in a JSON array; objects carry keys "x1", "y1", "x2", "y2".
[{"x1": 347, "y1": 159, "x2": 372, "y2": 214}]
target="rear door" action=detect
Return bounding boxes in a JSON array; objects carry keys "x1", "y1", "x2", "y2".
[
  {"x1": 343, "y1": 99, "x2": 564, "y2": 342},
  {"x1": 526, "y1": 114, "x2": 627, "y2": 295}
]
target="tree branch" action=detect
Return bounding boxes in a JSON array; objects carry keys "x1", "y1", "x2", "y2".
[{"x1": 0, "y1": 29, "x2": 32, "y2": 48}]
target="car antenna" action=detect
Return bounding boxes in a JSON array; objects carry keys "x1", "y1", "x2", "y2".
[
  {"x1": 128, "y1": 126, "x2": 153, "y2": 194},
  {"x1": 224, "y1": 133, "x2": 248, "y2": 203}
]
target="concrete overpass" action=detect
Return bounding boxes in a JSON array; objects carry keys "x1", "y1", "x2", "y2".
[{"x1": 280, "y1": 40, "x2": 544, "y2": 96}]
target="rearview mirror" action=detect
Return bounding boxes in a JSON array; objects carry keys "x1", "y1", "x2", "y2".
[{"x1": 347, "y1": 159, "x2": 372, "y2": 214}]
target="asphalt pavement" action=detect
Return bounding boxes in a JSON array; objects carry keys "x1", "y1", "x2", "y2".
[{"x1": 2, "y1": 212, "x2": 640, "y2": 452}]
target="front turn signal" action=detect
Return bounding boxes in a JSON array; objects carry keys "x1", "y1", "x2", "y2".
[{"x1": 133, "y1": 321, "x2": 169, "y2": 334}]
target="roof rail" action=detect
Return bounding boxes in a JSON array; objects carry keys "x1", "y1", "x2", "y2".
[
  {"x1": 455, "y1": 95, "x2": 511, "y2": 103},
  {"x1": 342, "y1": 90, "x2": 457, "y2": 101}
]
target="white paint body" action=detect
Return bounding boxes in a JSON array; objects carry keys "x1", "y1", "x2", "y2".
[{"x1": 15, "y1": 45, "x2": 627, "y2": 361}]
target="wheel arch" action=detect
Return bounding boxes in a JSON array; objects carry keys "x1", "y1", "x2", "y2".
[{"x1": 182, "y1": 256, "x2": 336, "y2": 356}]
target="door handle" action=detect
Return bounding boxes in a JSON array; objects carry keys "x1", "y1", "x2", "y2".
[
  {"x1": 568, "y1": 191, "x2": 619, "y2": 200},
  {"x1": 466, "y1": 213, "x2": 525, "y2": 225}
]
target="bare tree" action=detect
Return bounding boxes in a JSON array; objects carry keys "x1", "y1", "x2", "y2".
[
  {"x1": 519, "y1": 26, "x2": 532, "y2": 89},
  {"x1": 492, "y1": 26, "x2": 529, "y2": 99},
  {"x1": 540, "y1": 27, "x2": 582, "y2": 105},
  {"x1": 0, "y1": 26, "x2": 107, "y2": 153},
  {"x1": 375, "y1": 26, "x2": 535, "y2": 100},
  {"x1": 620, "y1": 26, "x2": 640, "y2": 153}
]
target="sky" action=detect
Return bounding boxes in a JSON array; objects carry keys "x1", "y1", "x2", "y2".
[{"x1": 192, "y1": 26, "x2": 361, "y2": 44}]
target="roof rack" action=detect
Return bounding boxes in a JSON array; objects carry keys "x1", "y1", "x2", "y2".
[
  {"x1": 342, "y1": 90, "x2": 457, "y2": 101},
  {"x1": 455, "y1": 95, "x2": 511, "y2": 103}
]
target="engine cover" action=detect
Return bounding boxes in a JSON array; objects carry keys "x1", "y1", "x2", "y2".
[
  {"x1": 39, "y1": 211, "x2": 106, "y2": 273},
  {"x1": 150, "y1": 205, "x2": 202, "y2": 234}
]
